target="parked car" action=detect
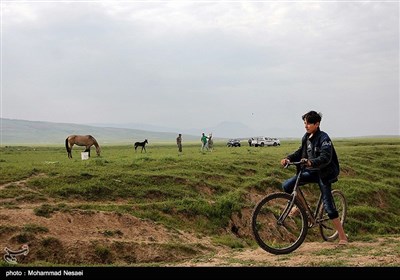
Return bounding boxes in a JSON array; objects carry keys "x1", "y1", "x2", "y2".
[
  {"x1": 227, "y1": 139, "x2": 241, "y2": 147},
  {"x1": 251, "y1": 137, "x2": 280, "y2": 147}
]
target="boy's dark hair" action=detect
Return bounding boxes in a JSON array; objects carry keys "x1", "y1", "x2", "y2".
[{"x1": 302, "y1": 111, "x2": 322, "y2": 124}]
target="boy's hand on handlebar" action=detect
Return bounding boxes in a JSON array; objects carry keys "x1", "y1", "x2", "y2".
[
  {"x1": 301, "y1": 158, "x2": 312, "y2": 167},
  {"x1": 281, "y1": 158, "x2": 290, "y2": 167}
]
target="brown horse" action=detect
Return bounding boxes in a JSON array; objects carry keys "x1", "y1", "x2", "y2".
[{"x1": 65, "y1": 135, "x2": 101, "y2": 159}]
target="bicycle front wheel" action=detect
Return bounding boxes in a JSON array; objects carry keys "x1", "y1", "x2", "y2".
[
  {"x1": 318, "y1": 190, "x2": 347, "y2": 241},
  {"x1": 251, "y1": 192, "x2": 308, "y2": 255}
]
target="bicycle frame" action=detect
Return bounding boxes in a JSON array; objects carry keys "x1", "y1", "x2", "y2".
[{"x1": 280, "y1": 162, "x2": 327, "y2": 228}]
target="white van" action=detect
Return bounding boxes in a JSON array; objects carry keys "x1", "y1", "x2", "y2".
[{"x1": 251, "y1": 137, "x2": 280, "y2": 147}]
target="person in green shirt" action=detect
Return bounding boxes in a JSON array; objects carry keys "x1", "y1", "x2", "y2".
[{"x1": 201, "y1": 133, "x2": 208, "y2": 152}]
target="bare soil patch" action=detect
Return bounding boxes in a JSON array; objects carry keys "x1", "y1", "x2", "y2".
[{"x1": 1, "y1": 209, "x2": 223, "y2": 265}]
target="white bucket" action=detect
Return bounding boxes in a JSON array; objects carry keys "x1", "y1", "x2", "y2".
[{"x1": 81, "y1": 152, "x2": 89, "y2": 160}]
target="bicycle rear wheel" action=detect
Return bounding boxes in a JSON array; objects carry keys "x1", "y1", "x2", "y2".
[
  {"x1": 318, "y1": 190, "x2": 347, "y2": 241},
  {"x1": 251, "y1": 192, "x2": 308, "y2": 255}
]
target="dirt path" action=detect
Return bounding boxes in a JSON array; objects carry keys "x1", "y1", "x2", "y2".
[
  {"x1": 0, "y1": 173, "x2": 47, "y2": 190},
  {"x1": 174, "y1": 237, "x2": 400, "y2": 267}
]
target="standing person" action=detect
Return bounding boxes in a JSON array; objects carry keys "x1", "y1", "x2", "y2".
[
  {"x1": 176, "y1": 133, "x2": 182, "y2": 153},
  {"x1": 201, "y1": 133, "x2": 208, "y2": 152},
  {"x1": 280, "y1": 110, "x2": 348, "y2": 245}
]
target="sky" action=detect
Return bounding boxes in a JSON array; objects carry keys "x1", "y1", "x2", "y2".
[{"x1": 1, "y1": 0, "x2": 399, "y2": 138}]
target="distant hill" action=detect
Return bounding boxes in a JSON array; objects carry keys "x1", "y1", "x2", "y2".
[
  {"x1": 88, "y1": 120, "x2": 258, "y2": 139},
  {"x1": 4, "y1": 118, "x2": 392, "y2": 146},
  {"x1": 0, "y1": 118, "x2": 200, "y2": 145}
]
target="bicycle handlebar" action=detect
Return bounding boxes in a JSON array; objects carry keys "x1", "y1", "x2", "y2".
[{"x1": 283, "y1": 159, "x2": 308, "y2": 169}]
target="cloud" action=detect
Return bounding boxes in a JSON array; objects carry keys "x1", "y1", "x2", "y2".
[{"x1": 2, "y1": 1, "x2": 399, "y2": 137}]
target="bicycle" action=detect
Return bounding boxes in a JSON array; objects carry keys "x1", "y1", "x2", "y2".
[{"x1": 251, "y1": 160, "x2": 347, "y2": 255}]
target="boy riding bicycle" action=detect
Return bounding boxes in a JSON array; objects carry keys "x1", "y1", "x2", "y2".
[{"x1": 280, "y1": 110, "x2": 348, "y2": 246}]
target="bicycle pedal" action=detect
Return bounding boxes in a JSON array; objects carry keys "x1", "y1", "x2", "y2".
[{"x1": 307, "y1": 216, "x2": 314, "y2": 228}]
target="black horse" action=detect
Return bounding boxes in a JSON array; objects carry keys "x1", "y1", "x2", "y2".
[{"x1": 134, "y1": 139, "x2": 148, "y2": 153}]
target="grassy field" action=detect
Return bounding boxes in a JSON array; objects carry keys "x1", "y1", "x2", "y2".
[{"x1": 0, "y1": 137, "x2": 399, "y2": 265}]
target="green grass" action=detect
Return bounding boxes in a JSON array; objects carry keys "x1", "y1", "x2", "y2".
[{"x1": 1, "y1": 138, "x2": 399, "y2": 239}]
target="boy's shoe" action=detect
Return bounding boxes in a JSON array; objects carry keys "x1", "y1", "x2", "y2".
[{"x1": 337, "y1": 240, "x2": 349, "y2": 246}]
